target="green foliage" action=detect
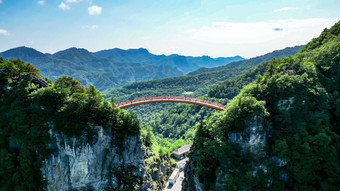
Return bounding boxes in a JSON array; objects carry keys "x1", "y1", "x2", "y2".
[
  {"x1": 0, "y1": 47, "x2": 184, "y2": 92},
  {"x1": 188, "y1": 45, "x2": 304, "y2": 76},
  {"x1": 104, "y1": 66, "x2": 247, "y2": 102},
  {"x1": 208, "y1": 62, "x2": 267, "y2": 99},
  {"x1": 0, "y1": 47, "x2": 244, "y2": 93},
  {"x1": 141, "y1": 126, "x2": 178, "y2": 190},
  {"x1": 140, "y1": 126, "x2": 154, "y2": 147},
  {"x1": 105, "y1": 45, "x2": 304, "y2": 102},
  {"x1": 189, "y1": 21, "x2": 340, "y2": 190},
  {"x1": 0, "y1": 59, "x2": 141, "y2": 190},
  {"x1": 104, "y1": 44, "x2": 303, "y2": 148},
  {"x1": 107, "y1": 166, "x2": 143, "y2": 190},
  {"x1": 219, "y1": 93, "x2": 268, "y2": 132},
  {"x1": 94, "y1": 48, "x2": 244, "y2": 74},
  {"x1": 0, "y1": 59, "x2": 49, "y2": 190},
  {"x1": 299, "y1": 21, "x2": 340, "y2": 53},
  {"x1": 147, "y1": 103, "x2": 214, "y2": 141}
]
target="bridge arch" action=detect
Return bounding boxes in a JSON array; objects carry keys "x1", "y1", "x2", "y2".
[{"x1": 116, "y1": 96, "x2": 225, "y2": 111}]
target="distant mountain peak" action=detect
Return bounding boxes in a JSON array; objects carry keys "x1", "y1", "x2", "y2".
[
  {"x1": 52, "y1": 47, "x2": 95, "y2": 62},
  {"x1": 136, "y1": 48, "x2": 149, "y2": 53},
  {"x1": 0, "y1": 46, "x2": 46, "y2": 58},
  {"x1": 6, "y1": 46, "x2": 39, "y2": 52},
  {"x1": 53, "y1": 47, "x2": 92, "y2": 56},
  {"x1": 55, "y1": 47, "x2": 90, "y2": 54}
]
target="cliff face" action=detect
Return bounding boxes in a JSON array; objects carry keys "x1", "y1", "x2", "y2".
[
  {"x1": 1, "y1": 59, "x2": 175, "y2": 190},
  {"x1": 184, "y1": 21, "x2": 340, "y2": 191},
  {"x1": 184, "y1": 116, "x2": 267, "y2": 191},
  {"x1": 42, "y1": 126, "x2": 147, "y2": 191}
]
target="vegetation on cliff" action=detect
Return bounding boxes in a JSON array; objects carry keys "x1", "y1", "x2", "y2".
[
  {"x1": 188, "y1": 21, "x2": 340, "y2": 190},
  {"x1": 105, "y1": 46, "x2": 303, "y2": 103},
  {"x1": 0, "y1": 59, "x2": 140, "y2": 190},
  {"x1": 105, "y1": 46, "x2": 303, "y2": 147}
]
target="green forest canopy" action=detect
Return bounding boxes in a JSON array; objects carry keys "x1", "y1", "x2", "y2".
[{"x1": 189, "y1": 21, "x2": 340, "y2": 190}]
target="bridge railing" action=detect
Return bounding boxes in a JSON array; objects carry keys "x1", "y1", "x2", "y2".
[{"x1": 116, "y1": 96, "x2": 225, "y2": 109}]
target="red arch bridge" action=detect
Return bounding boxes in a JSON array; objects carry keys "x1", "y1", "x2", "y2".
[{"x1": 116, "y1": 96, "x2": 225, "y2": 111}]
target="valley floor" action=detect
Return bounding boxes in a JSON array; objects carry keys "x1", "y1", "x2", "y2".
[{"x1": 163, "y1": 158, "x2": 187, "y2": 191}]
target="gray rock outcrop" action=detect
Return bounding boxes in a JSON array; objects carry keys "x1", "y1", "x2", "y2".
[{"x1": 41, "y1": 126, "x2": 146, "y2": 191}]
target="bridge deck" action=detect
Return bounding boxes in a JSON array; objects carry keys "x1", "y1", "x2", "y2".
[{"x1": 116, "y1": 96, "x2": 225, "y2": 111}]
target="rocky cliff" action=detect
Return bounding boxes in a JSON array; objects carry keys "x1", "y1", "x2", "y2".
[
  {"x1": 0, "y1": 58, "x2": 175, "y2": 190},
  {"x1": 184, "y1": 115, "x2": 267, "y2": 191},
  {"x1": 183, "y1": 21, "x2": 340, "y2": 190},
  {"x1": 42, "y1": 126, "x2": 147, "y2": 190},
  {"x1": 41, "y1": 125, "x2": 174, "y2": 191}
]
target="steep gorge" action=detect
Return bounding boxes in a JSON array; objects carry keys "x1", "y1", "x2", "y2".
[
  {"x1": 0, "y1": 63, "x2": 173, "y2": 190},
  {"x1": 184, "y1": 21, "x2": 340, "y2": 191}
]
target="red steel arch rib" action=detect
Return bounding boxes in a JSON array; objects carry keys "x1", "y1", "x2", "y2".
[{"x1": 116, "y1": 96, "x2": 225, "y2": 111}]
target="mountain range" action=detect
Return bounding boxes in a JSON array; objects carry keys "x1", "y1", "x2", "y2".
[
  {"x1": 187, "y1": 45, "x2": 304, "y2": 76},
  {"x1": 94, "y1": 48, "x2": 244, "y2": 74},
  {"x1": 105, "y1": 45, "x2": 304, "y2": 102},
  {"x1": 0, "y1": 47, "x2": 243, "y2": 91}
]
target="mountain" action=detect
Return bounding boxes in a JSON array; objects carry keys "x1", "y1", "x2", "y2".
[
  {"x1": 93, "y1": 48, "x2": 244, "y2": 74},
  {"x1": 184, "y1": 21, "x2": 340, "y2": 190},
  {"x1": 0, "y1": 47, "x2": 183, "y2": 91},
  {"x1": 0, "y1": 47, "x2": 243, "y2": 91},
  {"x1": 141, "y1": 63, "x2": 269, "y2": 142},
  {"x1": 104, "y1": 45, "x2": 305, "y2": 143},
  {"x1": 187, "y1": 45, "x2": 304, "y2": 76},
  {"x1": 105, "y1": 45, "x2": 304, "y2": 102},
  {"x1": 0, "y1": 60, "x2": 175, "y2": 190},
  {"x1": 207, "y1": 62, "x2": 268, "y2": 99}
]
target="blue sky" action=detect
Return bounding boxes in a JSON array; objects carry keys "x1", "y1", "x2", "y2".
[{"x1": 0, "y1": 0, "x2": 339, "y2": 58}]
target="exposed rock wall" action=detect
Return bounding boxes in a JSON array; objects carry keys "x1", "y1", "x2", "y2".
[
  {"x1": 184, "y1": 116, "x2": 267, "y2": 190},
  {"x1": 228, "y1": 115, "x2": 266, "y2": 156},
  {"x1": 41, "y1": 126, "x2": 149, "y2": 191},
  {"x1": 183, "y1": 154, "x2": 203, "y2": 191}
]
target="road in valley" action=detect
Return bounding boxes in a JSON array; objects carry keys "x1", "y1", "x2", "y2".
[{"x1": 163, "y1": 158, "x2": 187, "y2": 191}]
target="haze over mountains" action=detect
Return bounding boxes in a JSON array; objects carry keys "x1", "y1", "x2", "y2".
[
  {"x1": 94, "y1": 48, "x2": 244, "y2": 74},
  {"x1": 105, "y1": 45, "x2": 304, "y2": 101},
  {"x1": 1, "y1": 19, "x2": 339, "y2": 190},
  {"x1": 188, "y1": 45, "x2": 304, "y2": 76},
  {"x1": 0, "y1": 47, "x2": 244, "y2": 91}
]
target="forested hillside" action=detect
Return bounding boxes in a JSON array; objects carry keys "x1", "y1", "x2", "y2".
[
  {"x1": 105, "y1": 67, "x2": 245, "y2": 102},
  {"x1": 0, "y1": 58, "x2": 142, "y2": 190},
  {"x1": 106, "y1": 46, "x2": 304, "y2": 144},
  {"x1": 0, "y1": 58, "x2": 181, "y2": 190},
  {"x1": 145, "y1": 63, "x2": 270, "y2": 142},
  {"x1": 185, "y1": 21, "x2": 340, "y2": 190},
  {"x1": 0, "y1": 47, "x2": 183, "y2": 91},
  {"x1": 94, "y1": 48, "x2": 244, "y2": 74},
  {"x1": 188, "y1": 45, "x2": 304, "y2": 76},
  {"x1": 106, "y1": 46, "x2": 303, "y2": 102},
  {"x1": 208, "y1": 62, "x2": 268, "y2": 99}
]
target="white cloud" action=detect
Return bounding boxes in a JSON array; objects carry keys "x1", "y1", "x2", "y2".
[
  {"x1": 81, "y1": 25, "x2": 98, "y2": 29},
  {"x1": 189, "y1": 18, "x2": 338, "y2": 44},
  {"x1": 0, "y1": 29, "x2": 9, "y2": 36},
  {"x1": 0, "y1": 0, "x2": 2, "y2": 4},
  {"x1": 88, "y1": 5, "x2": 102, "y2": 15},
  {"x1": 182, "y1": 18, "x2": 339, "y2": 57},
  {"x1": 59, "y1": 2, "x2": 70, "y2": 11},
  {"x1": 66, "y1": 0, "x2": 88, "y2": 3},
  {"x1": 274, "y1": 7, "x2": 298, "y2": 13},
  {"x1": 37, "y1": 1, "x2": 45, "y2": 5}
]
